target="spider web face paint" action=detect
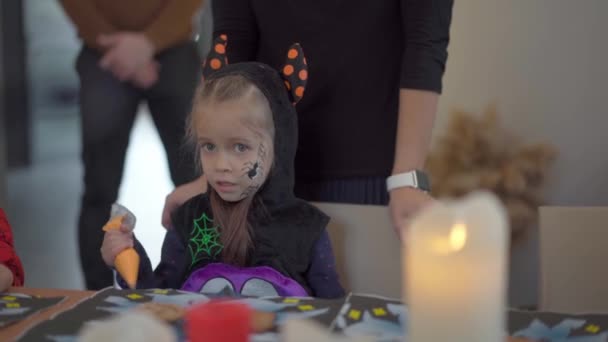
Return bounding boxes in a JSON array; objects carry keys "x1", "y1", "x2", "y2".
[
  {"x1": 188, "y1": 213, "x2": 223, "y2": 268},
  {"x1": 242, "y1": 161, "x2": 262, "y2": 180},
  {"x1": 239, "y1": 142, "x2": 269, "y2": 198},
  {"x1": 247, "y1": 162, "x2": 260, "y2": 179},
  {"x1": 240, "y1": 184, "x2": 260, "y2": 199}
]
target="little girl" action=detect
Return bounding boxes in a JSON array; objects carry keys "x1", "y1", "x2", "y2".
[{"x1": 101, "y1": 36, "x2": 344, "y2": 298}]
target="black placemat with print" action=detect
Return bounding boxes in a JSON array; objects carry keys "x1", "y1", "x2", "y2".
[{"x1": 0, "y1": 293, "x2": 64, "y2": 328}]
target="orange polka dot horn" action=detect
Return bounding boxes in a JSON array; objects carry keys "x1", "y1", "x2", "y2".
[
  {"x1": 198, "y1": 35, "x2": 312, "y2": 220},
  {"x1": 201, "y1": 35, "x2": 308, "y2": 106},
  {"x1": 281, "y1": 44, "x2": 308, "y2": 105},
  {"x1": 202, "y1": 34, "x2": 228, "y2": 77}
]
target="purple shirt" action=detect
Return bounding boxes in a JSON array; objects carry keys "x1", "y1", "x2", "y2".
[{"x1": 116, "y1": 229, "x2": 345, "y2": 299}]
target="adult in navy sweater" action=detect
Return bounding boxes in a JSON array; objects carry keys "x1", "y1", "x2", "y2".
[{"x1": 163, "y1": 0, "x2": 454, "y2": 237}]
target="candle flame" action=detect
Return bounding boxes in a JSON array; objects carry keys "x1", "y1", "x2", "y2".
[
  {"x1": 449, "y1": 223, "x2": 467, "y2": 251},
  {"x1": 429, "y1": 223, "x2": 468, "y2": 255}
]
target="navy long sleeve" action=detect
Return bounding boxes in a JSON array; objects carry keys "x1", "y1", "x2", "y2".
[
  {"x1": 117, "y1": 229, "x2": 345, "y2": 298},
  {"x1": 306, "y1": 230, "x2": 345, "y2": 298},
  {"x1": 115, "y1": 230, "x2": 187, "y2": 289},
  {"x1": 213, "y1": 0, "x2": 453, "y2": 181}
]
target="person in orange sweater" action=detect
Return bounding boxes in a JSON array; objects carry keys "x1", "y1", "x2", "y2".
[
  {"x1": 0, "y1": 209, "x2": 25, "y2": 292},
  {"x1": 58, "y1": 0, "x2": 204, "y2": 290}
]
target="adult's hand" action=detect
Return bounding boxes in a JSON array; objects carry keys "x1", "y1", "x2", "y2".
[
  {"x1": 389, "y1": 187, "x2": 434, "y2": 240},
  {"x1": 98, "y1": 32, "x2": 155, "y2": 81},
  {"x1": 162, "y1": 175, "x2": 208, "y2": 229},
  {"x1": 132, "y1": 60, "x2": 160, "y2": 89}
]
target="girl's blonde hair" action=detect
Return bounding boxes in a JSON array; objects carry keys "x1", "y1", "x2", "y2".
[{"x1": 186, "y1": 74, "x2": 273, "y2": 266}]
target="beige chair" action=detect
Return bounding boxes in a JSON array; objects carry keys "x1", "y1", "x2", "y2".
[
  {"x1": 312, "y1": 202, "x2": 402, "y2": 299},
  {"x1": 539, "y1": 206, "x2": 608, "y2": 313}
]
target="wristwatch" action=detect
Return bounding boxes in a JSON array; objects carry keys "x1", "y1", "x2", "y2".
[{"x1": 386, "y1": 170, "x2": 431, "y2": 192}]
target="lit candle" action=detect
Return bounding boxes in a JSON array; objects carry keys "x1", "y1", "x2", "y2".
[{"x1": 405, "y1": 191, "x2": 509, "y2": 342}]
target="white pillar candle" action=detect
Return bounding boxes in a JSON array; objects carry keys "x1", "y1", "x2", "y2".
[{"x1": 405, "y1": 191, "x2": 509, "y2": 342}]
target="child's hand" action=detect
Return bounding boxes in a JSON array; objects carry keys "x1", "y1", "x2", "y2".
[
  {"x1": 0, "y1": 264, "x2": 14, "y2": 292},
  {"x1": 101, "y1": 225, "x2": 134, "y2": 267}
]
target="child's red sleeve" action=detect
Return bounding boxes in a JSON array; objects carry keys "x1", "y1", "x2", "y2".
[{"x1": 0, "y1": 209, "x2": 25, "y2": 286}]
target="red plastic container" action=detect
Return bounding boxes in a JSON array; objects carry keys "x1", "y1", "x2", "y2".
[{"x1": 185, "y1": 300, "x2": 252, "y2": 342}]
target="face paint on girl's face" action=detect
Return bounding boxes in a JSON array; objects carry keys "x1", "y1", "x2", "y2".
[
  {"x1": 238, "y1": 141, "x2": 269, "y2": 198},
  {"x1": 242, "y1": 142, "x2": 267, "y2": 180},
  {"x1": 243, "y1": 161, "x2": 260, "y2": 180},
  {"x1": 196, "y1": 96, "x2": 274, "y2": 203}
]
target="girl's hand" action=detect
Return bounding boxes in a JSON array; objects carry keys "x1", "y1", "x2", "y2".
[
  {"x1": 100, "y1": 226, "x2": 134, "y2": 267},
  {"x1": 0, "y1": 264, "x2": 14, "y2": 292}
]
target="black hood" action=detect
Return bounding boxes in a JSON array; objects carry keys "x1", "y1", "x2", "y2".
[{"x1": 202, "y1": 35, "x2": 309, "y2": 212}]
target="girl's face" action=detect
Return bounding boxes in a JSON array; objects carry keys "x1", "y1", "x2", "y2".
[{"x1": 195, "y1": 94, "x2": 274, "y2": 202}]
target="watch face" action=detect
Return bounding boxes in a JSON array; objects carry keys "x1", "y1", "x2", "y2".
[{"x1": 416, "y1": 171, "x2": 431, "y2": 192}]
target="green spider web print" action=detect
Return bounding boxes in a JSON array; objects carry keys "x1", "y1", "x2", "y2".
[{"x1": 188, "y1": 212, "x2": 223, "y2": 267}]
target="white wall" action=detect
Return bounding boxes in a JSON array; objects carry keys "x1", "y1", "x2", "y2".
[{"x1": 437, "y1": 0, "x2": 608, "y2": 306}]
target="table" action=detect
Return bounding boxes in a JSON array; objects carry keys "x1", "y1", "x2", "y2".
[
  {"x1": 0, "y1": 287, "x2": 94, "y2": 342},
  {"x1": 3, "y1": 287, "x2": 608, "y2": 341}
]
